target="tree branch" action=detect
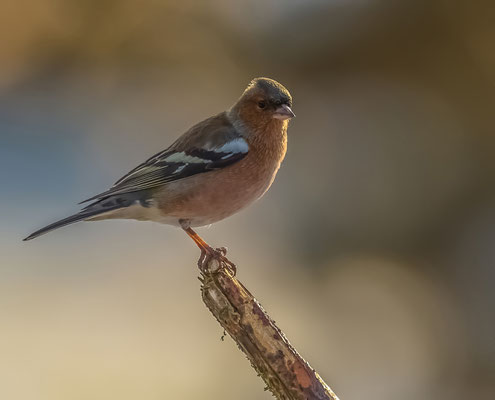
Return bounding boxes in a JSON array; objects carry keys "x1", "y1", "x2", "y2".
[{"x1": 198, "y1": 257, "x2": 340, "y2": 400}]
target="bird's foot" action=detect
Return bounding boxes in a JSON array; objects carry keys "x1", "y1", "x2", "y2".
[
  {"x1": 198, "y1": 246, "x2": 236, "y2": 276},
  {"x1": 215, "y1": 247, "x2": 237, "y2": 275}
]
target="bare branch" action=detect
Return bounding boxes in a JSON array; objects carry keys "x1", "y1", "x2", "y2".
[{"x1": 199, "y1": 258, "x2": 340, "y2": 400}]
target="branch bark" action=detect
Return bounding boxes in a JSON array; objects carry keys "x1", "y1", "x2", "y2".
[{"x1": 199, "y1": 257, "x2": 340, "y2": 400}]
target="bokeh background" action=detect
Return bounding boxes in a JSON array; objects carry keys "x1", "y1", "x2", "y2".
[{"x1": 1, "y1": 1, "x2": 494, "y2": 399}]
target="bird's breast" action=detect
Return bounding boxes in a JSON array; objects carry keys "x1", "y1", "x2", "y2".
[{"x1": 156, "y1": 128, "x2": 287, "y2": 227}]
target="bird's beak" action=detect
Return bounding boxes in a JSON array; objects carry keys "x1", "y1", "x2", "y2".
[{"x1": 273, "y1": 104, "x2": 295, "y2": 120}]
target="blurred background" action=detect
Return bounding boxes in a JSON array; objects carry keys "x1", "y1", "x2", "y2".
[{"x1": 1, "y1": 1, "x2": 494, "y2": 399}]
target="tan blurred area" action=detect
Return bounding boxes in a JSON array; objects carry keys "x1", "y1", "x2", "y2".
[{"x1": 1, "y1": 1, "x2": 494, "y2": 399}]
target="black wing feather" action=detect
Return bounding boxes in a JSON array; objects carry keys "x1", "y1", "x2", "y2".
[{"x1": 80, "y1": 113, "x2": 248, "y2": 203}]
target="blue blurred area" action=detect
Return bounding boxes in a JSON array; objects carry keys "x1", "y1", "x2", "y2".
[{"x1": 0, "y1": 100, "x2": 77, "y2": 213}]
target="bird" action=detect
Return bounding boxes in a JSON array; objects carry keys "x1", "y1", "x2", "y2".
[{"x1": 23, "y1": 77, "x2": 295, "y2": 270}]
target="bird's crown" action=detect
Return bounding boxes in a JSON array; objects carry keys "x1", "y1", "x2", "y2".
[{"x1": 244, "y1": 77, "x2": 292, "y2": 106}]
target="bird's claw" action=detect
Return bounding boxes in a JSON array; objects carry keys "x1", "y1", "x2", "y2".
[
  {"x1": 215, "y1": 247, "x2": 228, "y2": 257},
  {"x1": 197, "y1": 247, "x2": 236, "y2": 276}
]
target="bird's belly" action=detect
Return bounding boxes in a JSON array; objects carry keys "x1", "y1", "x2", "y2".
[
  {"x1": 184, "y1": 184, "x2": 265, "y2": 227},
  {"x1": 156, "y1": 156, "x2": 282, "y2": 227}
]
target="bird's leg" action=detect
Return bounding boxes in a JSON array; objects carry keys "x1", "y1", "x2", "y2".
[{"x1": 180, "y1": 222, "x2": 236, "y2": 274}]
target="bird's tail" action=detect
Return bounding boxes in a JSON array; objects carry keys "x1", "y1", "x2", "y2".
[{"x1": 23, "y1": 197, "x2": 128, "y2": 241}]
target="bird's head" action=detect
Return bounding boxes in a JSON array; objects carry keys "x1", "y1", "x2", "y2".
[{"x1": 230, "y1": 78, "x2": 295, "y2": 131}]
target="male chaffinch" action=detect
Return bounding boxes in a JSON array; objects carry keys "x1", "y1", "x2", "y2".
[{"x1": 24, "y1": 77, "x2": 295, "y2": 268}]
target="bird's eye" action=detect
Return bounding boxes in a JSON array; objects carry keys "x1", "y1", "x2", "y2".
[{"x1": 258, "y1": 101, "x2": 266, "y2": 109}]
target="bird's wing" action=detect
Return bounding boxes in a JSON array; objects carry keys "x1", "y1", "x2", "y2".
[{"x1": 80, "y1": 113, "x2": 248, "y2": 203}]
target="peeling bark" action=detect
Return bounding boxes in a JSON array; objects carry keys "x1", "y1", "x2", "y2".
[{"x1": 199, "y1": 259, "x2": 339, "y2": 400}]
